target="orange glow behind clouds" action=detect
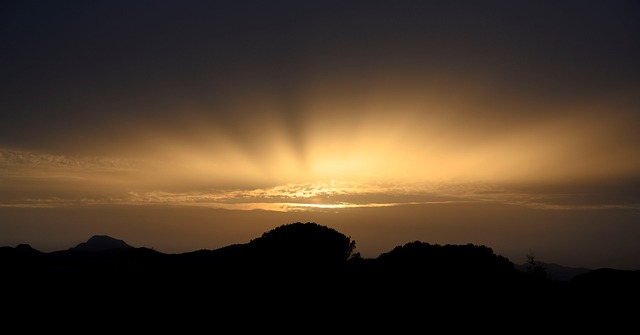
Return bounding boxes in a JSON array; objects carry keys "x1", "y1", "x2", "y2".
[
  {"x1": 124, "y1": 98, "x2": 639, "y2": 190},
  {"x1": 2, "y1": 89, "x2": 639, "y2": 212}
]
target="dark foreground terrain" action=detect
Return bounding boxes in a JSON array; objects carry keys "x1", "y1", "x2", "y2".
[{"x1": 2, "y1": 222, "x2": 638, "y2": 329}]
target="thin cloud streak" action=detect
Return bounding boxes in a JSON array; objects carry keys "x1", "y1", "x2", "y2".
[
  {"x1": 2, "y1": 180, "x2": 638, "y2": 213},
  {"x1": 0, "y1": 149, "x2": 138, "y2": 172},
  {"x1": 2, "y1": 147, "x2": 638, "y2": 212}
]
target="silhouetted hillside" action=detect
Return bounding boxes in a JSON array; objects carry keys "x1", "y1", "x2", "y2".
[
  {"x1": 70, "y1": 235, "x2": 133, "y2": 251},
  {"x1": 249, "y1": 222, "x2": 356, "y2": 261},
  {"x1": 570, "y1": 268, "x2": 640, "y2": 292},
  {"x1": 2, "y1": 221, "x2": 639, "y2": 319},
  {"x1": 516, "y1": 261, "x2": 591, "y2": 282},
  {"x1": 376, "y1": 241, "x2": 515, "y2": 278},
  {"x1": 15, "y1": 243, "x2": 42, "y2": 254}
]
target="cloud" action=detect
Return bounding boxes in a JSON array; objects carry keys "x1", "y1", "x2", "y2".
[
  {"x1": 3, "y1": 168, "x2": 639, "y2": 213},
  {"x1": 0, "y1": 148, "x2": 139, "y2": 175}
]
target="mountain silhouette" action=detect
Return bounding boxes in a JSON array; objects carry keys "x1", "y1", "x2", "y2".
[
  {"x1": 2, "y1": 221, "x2": 639, "y2": 326},
  {"x1": 516, "y1": 261, "x2": 591, "y2": 282},
  {"x1": 69, "y1": 235, "x2": 133, "y2": 251},
  {"x1": 15, "y1": 243, "x2": 42, "y2": 254}
]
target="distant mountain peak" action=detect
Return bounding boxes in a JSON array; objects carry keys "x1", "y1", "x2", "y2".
[
  {"x1": 15, "y1": 244, "x2": 41, "y2": 253},
  {"x1": 516, "y1": 261, "x2": 591, "y2": 282},
  {"x1": 70, "y1": 235, "x2": 133, "y2": 251}
]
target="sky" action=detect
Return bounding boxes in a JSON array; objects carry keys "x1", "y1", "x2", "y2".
[{"x1": 1, "y1": 0, "x2": 640, "y2": 270}]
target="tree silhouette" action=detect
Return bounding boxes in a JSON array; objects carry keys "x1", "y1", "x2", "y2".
[
  {"x1": 249, "y1": 222, "x2": 357, "y2": 265},
  {"x1": 525, "y1": 248, "x2": 548, "y2": 280}
]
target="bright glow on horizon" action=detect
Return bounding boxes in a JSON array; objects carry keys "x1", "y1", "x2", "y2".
[
  {"x1": 1, "y1": 90, "x2": 639, "y2": 213},
  {"x1": 3, "y1": 0, "x2": 640, "y2": 272}
]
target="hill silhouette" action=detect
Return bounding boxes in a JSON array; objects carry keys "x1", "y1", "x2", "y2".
[
  {"x1": 70, "y1": 235, "x2": 133, "y2": 251},
  {"x1": 516, "y1": 261, "x2": 591, "y2": 282},
  {"x1": 2, "y1": 222, "x2": 637, "y2": 286},
  {"x1": 1, "y1": 221, "x2": 638, "y2": 326}
]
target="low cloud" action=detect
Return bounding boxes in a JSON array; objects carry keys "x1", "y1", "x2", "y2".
[{"x1": 3, "y1": 172, "x2": 638, "y2": 213}]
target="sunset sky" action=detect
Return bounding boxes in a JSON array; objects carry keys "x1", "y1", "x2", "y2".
[{"x1": 2, "y1": 0, "x2": 639, "y2": 270}]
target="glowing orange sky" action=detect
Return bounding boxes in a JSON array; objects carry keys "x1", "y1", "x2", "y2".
[{"x1": 1, "y1": 0, "x2": 639, "y2": 270}]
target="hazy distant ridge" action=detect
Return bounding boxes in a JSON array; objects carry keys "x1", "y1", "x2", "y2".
[{"x1": 69, "y1": 235, "x2": 133, "y2": 251}]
